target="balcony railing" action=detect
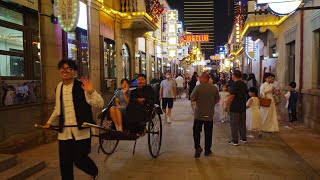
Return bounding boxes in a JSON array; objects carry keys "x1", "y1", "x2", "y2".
[{"x1": 120, "y1": 0, "x2": 141, "y2": 12}]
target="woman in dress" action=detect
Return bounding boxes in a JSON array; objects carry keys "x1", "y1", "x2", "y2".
[
  {"x1": 246, "y1": 87, "x2": 261, "y2": 138},
  {"x1": 260, "y1": 73, "x2": 279, "y2": 132},
  {"x1": 110, "y1": 79, "x2": 130, "y2": 132},
  {"x1": 219, "y1": 85, "x2": 230, "y2": 122}
]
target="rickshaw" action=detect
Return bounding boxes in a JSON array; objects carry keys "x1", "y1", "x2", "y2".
[{"x1": 35, "y1": 86, "x2": 163, "y2": 158}]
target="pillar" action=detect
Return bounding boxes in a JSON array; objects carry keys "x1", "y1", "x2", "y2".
[
  {"x1": 145, "y1": 37, "x2": 151, "y2": 83},
  {"x1": 115, "y1": 15, "x2": 123, "y2": 87},
  {"x1": 87, "y1": 1, "x2": 101, "y2": 93}
]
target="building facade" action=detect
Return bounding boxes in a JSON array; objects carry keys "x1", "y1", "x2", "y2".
[
  {"x1": 183, "y1": 0, "x2": 214, "y2": 59},
  {"x1": 228, "y1": 0, "x2": 320, "y2": 131},
  {"x1": 0, "y1": 0, "x2": 170, "y2": 153}
]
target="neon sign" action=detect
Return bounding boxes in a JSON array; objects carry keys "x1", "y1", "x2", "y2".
[
  {"x1": 245, "y1": 37, "x2": 255, "y2": 61},
  {"x1": 181, "y1": 34, "x2": 209, "y2": 43},
  {"x1": 257, "y1": 0, "x2": 302, "y2": 16}
]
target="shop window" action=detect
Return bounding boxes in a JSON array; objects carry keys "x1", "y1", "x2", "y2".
[
  {"x1": 103, "y1": 39, "x2": 116, "y2": 79},
  {"x1": 157, "y1": 57, "x2": 162, "y2": 74},
  {"x1": 122, "y1": 44, "x2": 130, "y2": 79},
  {"x1": 0, "y1": 2, "x2": 40, "y2": 107},
  {"x1": 151, "y1": 55, "x2": 155, "y2": 78},
  {"x1": 287, "y1": 41, "x2": 295, "y2": 83},
  {"x1": 139, "y1": 51, "x2": 147, "y2": 75},
  {"x1": 0, "y1": 6, "x2": 23, "y2": 25}
]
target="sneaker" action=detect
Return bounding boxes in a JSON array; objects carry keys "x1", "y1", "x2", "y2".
[
  {"x1": 204, "y1": 150, "x2": 212, "y2": 156},
  {"x1": 240, "y1": 139, "x2": 248, "y2": 143},
  {"x1": 247, "y1": 134, "x2": 255, "y2": 138},
  {"x1": 221, "y1": 120, "x2": 225, "y2": 123},
  {"x1": 167, "y1": 117, "x2": 172, "y2": 123},
  {"x1": 228, "y1": 141, "x2": 239, "y2": 146},
  {"x1": 194, "y1": 148, "x2": 203, "y2": 158}
]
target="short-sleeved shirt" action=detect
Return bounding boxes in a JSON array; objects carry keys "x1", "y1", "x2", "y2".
[
  {"x1": 115, "y1": 90, "x2": 131, "y2": 107},
  {"x1": 160, "y1": 79, "x2": 176, "y2": 98},
  {"x1": 191, "y1": 83, "x2": 220, "y2": 121},
  {"x1": 229, "y1": 80, "x2": 247, "y2": 112}
]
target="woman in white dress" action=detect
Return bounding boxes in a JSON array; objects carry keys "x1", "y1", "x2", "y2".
[
  {"x1": 260, "y1": 73, "x2": 279, "y2": 132},
  {"x1": 246, "y1": 87, "x2": 261, "y2": 138},
  {"x1": 219, "y1": 85, "x2": 230, "y2": 122}
]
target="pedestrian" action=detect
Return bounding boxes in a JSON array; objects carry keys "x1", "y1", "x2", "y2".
[
  {"x1": 150, "y1": 73, "x2": 161, "y2": 105},
  {"x1": 191, "y1": 72, "x2": 220, "y2": 158},
  {"x1": 284, "y1": 82, "x2": 299, "y2": 128},
  {"x1": 4, "y1": 85, "x2": 15, "y2": 106},
  {"x1": 44, "y1": 59, "x2": 104, "y2": 180},
  {"x1": 271, "y1": 74, "x2": 281, "y2": 105},
  {"x1": 219, "y1": 85, "x2": 230, "y2": 123},
  {"x1": 160, "y1": 72, "x2": 177, "y2": 123},
  {"x1": 260, "y1": 73, "x2": 279, "y2": 132},
  {"x1": 175, "y1": 73, "x2": 184, "y2": 98},
  {"x1": 246, "y1": 87, "x2": 261, "y2": 138},
  {"x1": 188, "y1": 72, "x2": 197, "y2": 100},
  {"x1": 225, "y1": 70, "x2": 248, "y2": 146}
]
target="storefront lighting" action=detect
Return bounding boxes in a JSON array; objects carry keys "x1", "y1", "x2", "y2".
[{"x1": 241, "y1": 15, "x2": 289, "y2": 38}]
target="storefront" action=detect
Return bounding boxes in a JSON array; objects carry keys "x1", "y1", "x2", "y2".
[{"x1": 137, "y1": 50, "x2": 147, "y2": 74}]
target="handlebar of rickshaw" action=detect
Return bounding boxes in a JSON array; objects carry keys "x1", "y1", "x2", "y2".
[{"x1": 34, "y1": 122, "x2": 108, "y2": 131}]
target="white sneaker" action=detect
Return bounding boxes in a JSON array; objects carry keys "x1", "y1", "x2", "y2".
[{"x1": 167, "y1": 117, "x2": 172, "y2": 123}]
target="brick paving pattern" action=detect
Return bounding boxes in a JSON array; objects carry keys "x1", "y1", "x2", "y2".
[{"x1": 20, "y1": 97, "x2": 320, "y2": 180}]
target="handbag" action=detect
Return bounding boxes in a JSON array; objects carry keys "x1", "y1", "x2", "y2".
[{"x1": 259, "y1": 97, "x2": 271, "y2": 107}]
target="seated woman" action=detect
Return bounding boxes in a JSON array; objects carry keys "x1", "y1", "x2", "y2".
[{"x1": 110, "y1": 79, "x2": 130, "y2": 132}]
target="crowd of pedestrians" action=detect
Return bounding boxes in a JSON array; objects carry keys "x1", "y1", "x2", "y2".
[{"x1": 187, "y1": 70, "x2": 299, "y2": 158}]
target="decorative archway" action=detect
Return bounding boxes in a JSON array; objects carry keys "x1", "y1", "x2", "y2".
[{"x1": 122, "y1": 44, "x2": 130, "y2": 79}]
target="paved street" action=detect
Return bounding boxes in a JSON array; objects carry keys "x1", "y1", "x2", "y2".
[{"x1": 23, "y1": 98, "x2": 320, "y2": 180}]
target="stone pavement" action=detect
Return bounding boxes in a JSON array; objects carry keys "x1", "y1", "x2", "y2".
[{"x1": 20, "y1": 98, "x2": 320, "y2": 180}]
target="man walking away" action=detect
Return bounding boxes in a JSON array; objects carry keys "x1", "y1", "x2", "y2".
[
  {"x1": 175, "y1": 73, "x2": 184, "y2": 98},
  {"x1": 191, "y1": 72, "x2": 220, "y2": 158},
  {"x1": 225, "y1": 70, "x2": 248, "y2": 146},
  {"x1": 160, "y1": 72, "x2": 177, "y2": 123},
  {"x1": 44, "y1": 60, "x2": 104, "y2": 180},
  {"x1": 150, "y1": 73, "x2": 161, "y2": 105},
  {"x1": 188, "y1": 72, "x2": 197, "y2": 100}
]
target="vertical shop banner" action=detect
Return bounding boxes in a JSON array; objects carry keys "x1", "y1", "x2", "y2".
[
  {"x1": 11, "y1": 0, "x2": 38, "y2": 11},
  {"x1": 100, "y1": 13, "x2": 115, "y2": 40}
]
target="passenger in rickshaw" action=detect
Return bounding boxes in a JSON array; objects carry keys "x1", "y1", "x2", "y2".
[
  {"x1": 110, "y1": 78, "x2": 130, "y2": 132},
  {"x1": 126, "y1": 74, "x2": 155, "y2": 133}
]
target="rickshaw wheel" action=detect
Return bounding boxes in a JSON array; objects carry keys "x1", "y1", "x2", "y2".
[
  {"x1": 99, "y1": 117, "x2": 119, "y2": 155},
  {"x1": 147, "y1": 113, "x2": 162, "y2": 158}
]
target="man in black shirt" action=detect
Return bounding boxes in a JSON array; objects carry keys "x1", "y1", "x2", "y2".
[
  {"x1": 126, "y1": 74, "x2": 155, "y2": 133},
  {"x1": 225, "y1": 70, "x2": 248, "y2": 146}
]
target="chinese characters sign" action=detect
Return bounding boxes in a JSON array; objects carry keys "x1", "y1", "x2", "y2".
[
  {"x1": 181, "y1": 34, "x2": 209, "y2": 43},
  {"x1": 56, "y1": 0, "x2": 79, "y2": 32},
  {"x1": 166, "y1": 10, "x2": 178, "y2": 59},
  {"x1": 245, "y1": 37, "x2": 255, "y2": 60}
]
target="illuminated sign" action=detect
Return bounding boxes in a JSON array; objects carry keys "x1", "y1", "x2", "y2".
[
  {"x1": 56, "y1": 0, "x2": 80, "y2": 32},
  {"x1": 166, "y1": 10, "x2": 178, "y2": 59},
  {"x1": 257, "y1": 0, "x2": 302, "y2": 16},
  {"x1": 210, "y1": 55, "x2": 222, "y2": 60},
  {"x1": 245, "y1": 37, "x2": 255, "y2": 60},
  {"x1": 181, "y1": 34, "x2": 209, "y2": 43}
]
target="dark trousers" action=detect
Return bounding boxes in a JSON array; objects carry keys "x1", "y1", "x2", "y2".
[
  {"x1": 193, "y1": 119, "x2": 213, "y2": 152},
  {"x1": 59, "y1": 138, "x2": 98, "y2": 180},
  {"x1": 230, "y1": 112, "x2": 246, "y2": 143},
  {"x1": 288, "y1": 108, "x2": 297, "y2": 122}
]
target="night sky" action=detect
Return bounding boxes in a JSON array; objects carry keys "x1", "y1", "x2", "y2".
[{"x1": 167, "y1": 0, "x2": 235, "y2": 53}]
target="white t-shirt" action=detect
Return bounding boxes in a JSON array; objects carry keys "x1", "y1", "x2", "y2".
[{"x1": 175, "y1": 76, "x2": 184, "y2": 88}]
